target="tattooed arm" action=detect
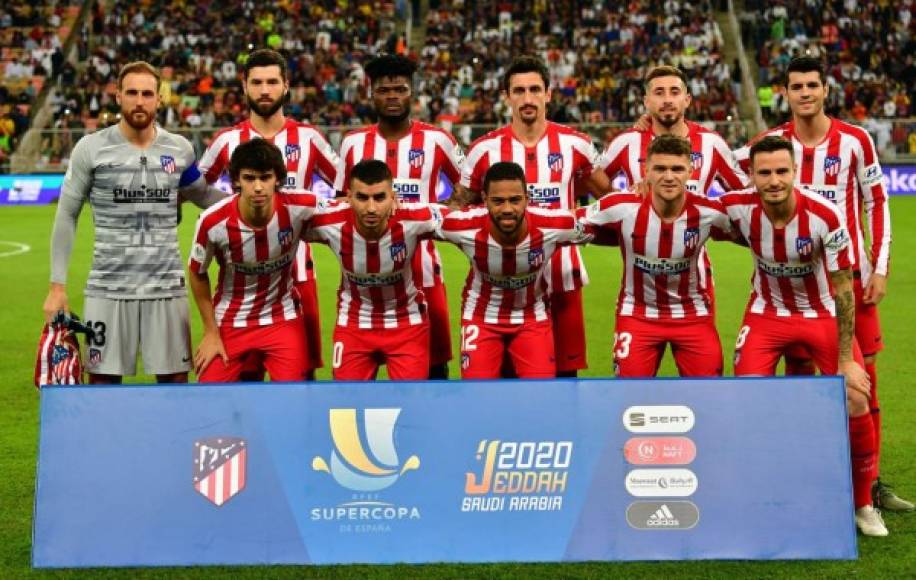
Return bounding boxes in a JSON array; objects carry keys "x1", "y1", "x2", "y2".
[{"x1": 830, "y1": 268, "x2": 870, "y2": 399}]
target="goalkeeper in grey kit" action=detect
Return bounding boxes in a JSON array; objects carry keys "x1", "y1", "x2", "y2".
[{"x1": 42, "y1": 61, "x2": 225, "y2": 383}]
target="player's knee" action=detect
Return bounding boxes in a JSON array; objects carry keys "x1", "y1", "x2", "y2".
[{"x1": 847, "y1": 390, "x2": 870, "y2": 416}]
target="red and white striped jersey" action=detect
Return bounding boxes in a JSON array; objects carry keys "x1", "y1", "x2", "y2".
[
  {"x1": 720, "y1": 187, "x2": 853, "y2": 319},
  {"x1": 198, "y1": 118, "x2": 340, "y2": 283},
  {"x1": 461, "y1": 122, "x2": 599, "y2": 292},
  {"x1": 583, "y1": 192, "x2": 732, "y2": 320},
  {"x1": 334, "y1": 121, "x2": 464, "y2": 288},
  {"x1": 189, "y1": 192, "x2": 321, "y2": 328},
  {"x1": 304, "y1": 203, "x2": 443, "y2": 330},
  {"x1": 436, "y1": 206, "x2": 589, "y2": 324},
  {"x1": 599, "y1": 121, "x2": 749, "y2": 196},
  {"x1": 734, "y1": 118, "x2": 890, "y2": 281}
]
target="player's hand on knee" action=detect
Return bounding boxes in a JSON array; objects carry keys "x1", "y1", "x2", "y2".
[
  {"x1": 42, "y1": 283, "x2": 69, "y2": 322},
  {"x1": 195, "y1": 331, "x2": 228, "y2": 375},
  {"x1": 840, "y1": 360, "x2": 871, "y2": 401}
]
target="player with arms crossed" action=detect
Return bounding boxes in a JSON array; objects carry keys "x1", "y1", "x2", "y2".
[
  {"x1": 199, "y1": 49, "x2": 338, "y2": 379},
  {"x1": 734, "y1": 57, "x2": 905, "y2": 511},
  {"x1": 439, "y1": 162, "x2": 590, "y2": 379},
  {"x1": 308, "y1": 160, "x2": 444, "y2": 380},
  {"x1": 461, "y1": 55, "x2": 612, "y2": 377},
  {"x1": 334, "y1": 54, "x2": 464, "y2": 379},
  {"x1": 43, "y1": 61, "x2": 225, "y2": 384},
  {"x1": 189, "y1": 139, "x2": 322, "y2": 382},
  {"x1": 584, "y1": 135, "x2": 735, "y2": 377},
  {"x1": 722, "y1": 136, "x2": 884, "y2": 536}
]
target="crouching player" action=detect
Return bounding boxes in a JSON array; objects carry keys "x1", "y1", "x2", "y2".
[
  {"x1": 721, "y1": 136, "x2": 884, "y2": 536},
  {"x1": 583, "y1": 135, "x2": 734, "y2": 377},
  {"x1": 189, "y1": 139, "x2": 322, "y2": 382},
  {"x1": 305, "y1": 159, "x2": 443, "y2": 380},
  {"x1": 437, "y1": 162, "x2": 589, "y2": 379}
]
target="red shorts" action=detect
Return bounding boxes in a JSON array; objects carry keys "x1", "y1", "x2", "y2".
[
  {"x1": 424, "y1": 282, "x2": 453, "y2": 366},
  {"x1": 331, "y1": 322, "x2": 429, "y2": 381},
  {"x1": 782, "y1": 275, "x2": 883, "y2": 361},
  {"x1": 735, "y1": 312, "x2": 863, "y2": 376},
  {"x1": 613, "y1": 316, "x2": 723, "y2": 377},
  {"x1": 551, "y1": 288, "x2": 587, "y2": 372},
  {"x1": 460, "y1": 319, "x2": 555, "y2": 379},
  {"x1": 199, "y1": 318, "x2": 309, "y2": 383}
]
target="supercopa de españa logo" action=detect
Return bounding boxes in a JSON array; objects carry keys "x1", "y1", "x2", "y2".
[
  {"x1": 310, "y1": 408, "x2": 421, "y2": 533},
  {"x1": 461, "y1": 439, "x2": 572, "y2": 513}
]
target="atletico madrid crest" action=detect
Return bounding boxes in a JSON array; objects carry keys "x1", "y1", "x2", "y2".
[
  {"x1": 690, "y1": 152, "x2": 703, "y2": 171},
  {"x1": 285, "y1": 144, "x2": 301, "y2": 163},
  {"x1": 390, "y1": 241, "x2": 408, "y2": 266},
  {"x1": 824, "y1": 156, "x2": 841, "y2": 177},
  {"x1": 547, "y1": 152, "x2": 564, "y2": 172},
  {"x1": 408, "y1": 148, "x2": 425, "y2": 168},
  {"x1": 683, "y1": 227, "x2": 700, "y2": 250},
  {"x1": 160, "y1": 155, "x2": 177, "y2": 174},
  {"x1": 193, "y1": 437, "x2": 247, "y2": 507},
  {"x1": 796, "y1": 236, "x2": 814, "y2": 257},
  {"x1": 277, "y1": 226, "x2": 294, "y2": 248},
  {"x1": 528, "y1": 248, "x2": 545, "y2": 268}
]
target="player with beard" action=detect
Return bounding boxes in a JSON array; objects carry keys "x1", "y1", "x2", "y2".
[
  {"x1": 721, "y1": 136, "x2": 885, "y2": 536},
  {"x1": 461, "y1": 55, "x2": 612, "y2": 377},
  {"x1": 733, "y1": 57, "x2": 906, "y2": 511},
  {"x1": 199, "y1": 49, "x2": 339, "y2": 380},
  {"x1": 43, "y1": 61, "x2": 225, "y2": 383},
  {"x1": 334, "y1": 54, "x2": 465, "y2": 379},
  {"x1": 437, "y1": 162, "x2": 591, "y2": 379}
]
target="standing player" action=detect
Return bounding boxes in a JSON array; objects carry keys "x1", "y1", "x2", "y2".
[
  {"x1": 584, "y1": 135, "x2": 734, "y2": 377},
  {"x1": 198, "y1": 49, "x2": 339, "y2": 379},
  {"x1": 461, "y1": 55, "x2": 612, "y2": 377},
  {"x1": 600, "y1": 65, "x2": 748, "y2": 197},
  {"x1": 189, "y1": 139, "x2": 322, "y2": 382},
  {"x1": 722, "y1": 136, "x2": 884, "y2": 536},
  {"x1": 308, "y1": 160, "x2": 444, "y2": 380},
  {"x1": 42, "y1": 61, "x2": 225, "y2": 384},
  {"x1": 439, "y1": 162, "x2": 590, "y2": 379},
  {"x1": 734, "y1": 57, "x2": 905, "y2": 511},
  {"x1": 334, "y1": 54, "x2": 464, "y2": 379}
]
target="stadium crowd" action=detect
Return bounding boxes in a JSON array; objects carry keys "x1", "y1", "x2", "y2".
[{"x1": 740, "y1": 0, "x2": 916, "y2": 156}]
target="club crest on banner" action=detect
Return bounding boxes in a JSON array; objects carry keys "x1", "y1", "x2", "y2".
[{"x1": 193, "y1": 437, "x2": 247, "y2": 506}]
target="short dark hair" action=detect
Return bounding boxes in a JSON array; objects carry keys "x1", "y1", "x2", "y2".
[
  {"x1": 364, "y1": 54, "x2": 417, "y2": 84},
  {"x1": 503, "y1": 55, "x2": 550, "y2": 92},
  {"x1": 647, "y1": 134, "x2": 692, "y2": 160},
  {"x1": 644, "y1": 65, "x2": 688, "y2": 92},
  {"x1": 243, "y1": 49, "x2": 287, "y2": 80},
  {"x1": 749, "y1": 135, "x2": 795, "y2": 164},
  {"x1": 228, "y1": 139, "x2": 287, "y2": 185},
  {"x1": 349, "y1": 159, "x2": 393, "y2": 187},
  {"x1": 784, "y1": 56, "x2": 826, "y2": 86},
  {"x1": 483, "y1": 162, "x2": 526, "y2": 194}
]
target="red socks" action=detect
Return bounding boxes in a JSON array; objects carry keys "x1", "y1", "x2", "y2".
[
  {"x1": 849, "y1": 413, "x2": 877, "y2": 509},
  {"x1": 865, "y1": 361, "x2": 880, "y2": 475}
]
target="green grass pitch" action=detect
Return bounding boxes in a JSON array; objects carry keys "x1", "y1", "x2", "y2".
[{"x1": 1, "y1": 199, "x2": 914, "y2": 578}]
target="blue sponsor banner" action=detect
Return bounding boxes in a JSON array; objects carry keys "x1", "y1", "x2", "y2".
[
  {"x1": 0, "y1": 175, "x2": 64, "y2": 204},
  {"x1": 33, "y1": 378, "x2": 855, "y2": 568}
]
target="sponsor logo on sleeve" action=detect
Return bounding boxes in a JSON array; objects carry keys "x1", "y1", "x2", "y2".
[
  {"x1": 861, "y1": 163, "x2": 883, "y2": 187},
  {"x1": 824, "y1": 227, "x2": 850, "y2": 252}
]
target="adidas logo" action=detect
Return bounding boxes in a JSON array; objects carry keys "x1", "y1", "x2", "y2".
[{"x1": 646, "y1": 504, "x2": 680, "y2": 527}]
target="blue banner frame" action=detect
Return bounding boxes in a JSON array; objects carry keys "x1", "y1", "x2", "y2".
[{"x1": 33, "y1": 377, "x2": 856, "y2": 568}]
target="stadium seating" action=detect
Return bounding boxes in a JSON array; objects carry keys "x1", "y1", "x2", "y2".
[{"x1": 740, "y1": 0, "x2": 916, "y2": 157}]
